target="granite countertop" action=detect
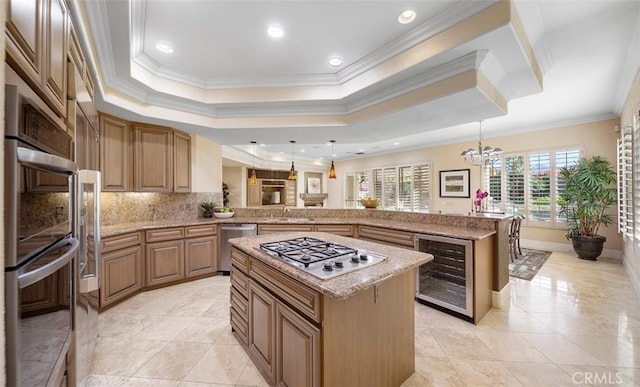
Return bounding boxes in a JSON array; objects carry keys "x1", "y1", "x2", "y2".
[
  {"x1": 229, "y1": 232, "x2": 433, "y2": 299},
  {"x1": 101, "y1": 216, "x2": 496, "y2": 240}
]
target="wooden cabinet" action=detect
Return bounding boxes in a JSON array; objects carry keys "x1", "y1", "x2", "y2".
[
  {"x1": 357, "y1": 225, "x2": 415, "y2": 249},
  {"x1": 185, "y1": 235, "x2": 217, "y2": 277},
  {"x1": 284, "y1": 180, "x2": 296, "y2": 206},
  {"x1": 100, "y1": 113, "x2": 131, "y2": 192},
  {"x1": 133, "y1": 123, "x2": 173, "y2": 192},
  {"x1": 315, "y1": 224, "x2": 354, "y2": 237},
  {"x1": 275, "y1": 301, "x2": 321, "y2": 387},
  {"x1": 258, "y1": 224, "x2": 315, "y2": 234},
  {"x1": 173, "y1": 130, "x2": 192, "y2": 193},
  {"x1": 248, "y1": 280, "x2": 276, "y2": 383},
  {"x1": 146, "y1": 239, "x2": 185, "y2": 286},
  {"x1": 100, "y1": 232, "x2": 143, "y2": 308},
  {"x1": 248, "y1": 181, "x2": 261, "y2": 207},
  {"x1": 5, "y1": 0, "x2": 68, "y2": 117}
]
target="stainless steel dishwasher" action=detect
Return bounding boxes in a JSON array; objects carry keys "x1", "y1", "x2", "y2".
[{"x1": 220, "y1": 224, "x2": 257, "y2": 273}]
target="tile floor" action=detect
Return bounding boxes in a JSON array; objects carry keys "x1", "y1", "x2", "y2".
[{"x1": 87, "y1": 251, "x2": 640, "y2": 386}]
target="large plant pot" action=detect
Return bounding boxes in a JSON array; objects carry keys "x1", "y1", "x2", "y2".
[{"x1": 571, "y1": 235, "x2": 606, "y2": 260}]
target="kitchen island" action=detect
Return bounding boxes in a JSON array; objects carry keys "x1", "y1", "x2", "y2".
[{"x1": 229, "y1": 232, "x2": 433, "y2": 387}]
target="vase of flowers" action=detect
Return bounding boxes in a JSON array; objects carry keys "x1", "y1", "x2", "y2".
[{"x1": 474, "y1": 189, "x2": 488, "y2": 213}]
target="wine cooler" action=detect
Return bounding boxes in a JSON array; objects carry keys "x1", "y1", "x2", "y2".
[{"x1": 415, "y1": 233, "x2": 473, "y2": 319}]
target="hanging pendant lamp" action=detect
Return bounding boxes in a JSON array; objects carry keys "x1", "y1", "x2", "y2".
[
  {"x1": 288, "y1": 140, "x2": 297, "y2": 180},
  {"x1": 248, "y1": 141, "x2": 258, "y2": 185},
  {"x1": 328, "y1": 140, "x2": 337, "y2": 179}
]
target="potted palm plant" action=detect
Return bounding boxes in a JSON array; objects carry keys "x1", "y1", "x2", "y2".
[
  {"x1": 200, "y1": 201, "x2": 215, "y2": 218},
  {"x1": 558, "y1": 156, "x2": 616, "y2": 260}
]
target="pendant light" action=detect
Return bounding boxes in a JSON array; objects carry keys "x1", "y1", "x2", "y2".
[
  {"x1": 288, "y1": 140, "x2": 297, "y2": 180},
  {"x1": 328, "y1": 140, "x2": 337, "y2": 179},
  {"x1": 460, "y1": 121, "x2": 503, "y2": 166},
  {"x1": 248, "y1": 141, "x2": 257, "y2": 185}
]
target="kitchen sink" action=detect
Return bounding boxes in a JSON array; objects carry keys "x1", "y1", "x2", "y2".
[{"x1": 270, "y1": 217, "x2": 312, "y2": 222}]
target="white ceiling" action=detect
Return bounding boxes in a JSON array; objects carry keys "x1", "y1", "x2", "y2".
[{"x1": 73, "y1": 0, "x2": 640, "y2": 170}]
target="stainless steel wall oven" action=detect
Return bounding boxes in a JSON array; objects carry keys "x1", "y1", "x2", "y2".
[
  {"x1": 4, "y1": 77, "x2": 79, "y2": 385},
  {"x1": 415, "y1": 233, "x2": 473, "y2": 321}
]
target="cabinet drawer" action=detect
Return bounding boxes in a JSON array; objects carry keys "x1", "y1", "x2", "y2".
[
  {"x1": 230, "y1": 306, "x2": 249, "y2": 347},
  {"x1": 358, "y1": 225, "x2": 414, "y2": 249},
  {"x1": 258, "y1": 224, "x2": 315, "y2": 234},
  {"x1": 250, "y1": 259, "x2": 321, "y2": 323},
  {"x1": 231, "y1": 267, "x2": 249, "y2": 298},
  {"x1": 315, "y1": 224, "x2": 355, "y2": 237},
  {"x1": 101, "y1": 232, "x2": 141, "y2": 253},
  {"x1": 231, "y1": 286, "x2": 248, "y2": 319},
  {"x1": 185, "y1": 224, "x2": 217, "y2": 238},
  {"x1": 145, "y1": 227, "x2": 184, "y2": 242},
  {"x1": 231, "y1": 247, "x2": 250, "y2": 274}
]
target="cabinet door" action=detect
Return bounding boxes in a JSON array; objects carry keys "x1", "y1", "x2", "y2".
[
  {"x1": 248, "y1": 281, "x2": 276, "y2": 383},
  {"x1": 100, "y1": 114, "x2": 131, "y2": 191},
  {"x1": 42, "y1": 0, "x2": 68, "y2": 117},
  {"x1": 134, "y1": 124, "x2": 173, "y2": 192},
  {"x1": 173, "y1": 130, "x2": 191, "y2": 192},
  {"x1": 284, "y1": 180, "x2": 296, "y2": 206},
  {"x1": 146, "y1": 240, "x2": 185, "y2": 286},
  {"x1": 276, "y1": 301, "x2": 320, "y2": 387},
  {"x1": 185, "y1": 236, "x2": 217, "y2": 277},
  {"x1": 101, "y1": 245, "x2": 142, "y2": 308},
  {"x1": 5, "y1": 0, "x2": 42, "y2": 92},
  {"x1": 248, "y1": 180, "x2": 261, "y2": 207}
]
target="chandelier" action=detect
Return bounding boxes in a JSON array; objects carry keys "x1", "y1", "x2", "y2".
[
  {"x1": 288, "y1": 140, "x2": 297, "y2": 180},
  {"x1": 248, "y1": 141, "x2": 257, "y2": 185},
  {"x1": 460, "y1": 121, "x2": 502, "y2": 166}
]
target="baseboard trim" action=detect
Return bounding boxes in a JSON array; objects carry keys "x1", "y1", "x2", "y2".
[
  {"x1": 520, "y1": 239, "x2": 622, "y2": 260},
  {"x1": 492, "y1": 282, "x2": 510, "y2": 309}
]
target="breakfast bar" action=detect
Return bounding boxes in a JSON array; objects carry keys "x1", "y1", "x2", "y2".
[{"x1": 228, "y1": 232, "x2": 433, "y2": 387}]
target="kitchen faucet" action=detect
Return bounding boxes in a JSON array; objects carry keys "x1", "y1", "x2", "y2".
[{"x1": 283, "y1": 206, "x2": 291, "y2": 217}]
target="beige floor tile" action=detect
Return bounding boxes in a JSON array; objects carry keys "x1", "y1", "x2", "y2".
[
  {"x1": 472, "y1": 331, "x2": 549, "y2": 363},
  {"x1": 502, "y1": 362, "x2": 576, "y2": 387},
  {"x1": 414, "y1": 327, "x2": 446, "y2": 358},
  {"x1": 234, "y1": 361, "x2": 269, "y2": 386},
  {"x1": 557, "y1": 364, "x2": 638, "y2": 387},
  {"x1": 414, "y1": 356, "x2": 465, "y2": 387},
  {"x1": 172, "y1": 317, "x2": 230, "y2": 344},
  {"x1": 133, "y1": 341, "x2": 210, "y2": 380},
  {"x1": 519, "y1": 333, "x2": 606, "y2": 366},
  {"x1": 178, "y1": 383, "x2": 233, "y2": 387},
  {"x1": 85, "y1": 374, "x2": 128, "y2": 386},
  {"x1": 430, "y1": 328, "x2": 496, "y2": 360},
  {"x1": 449, "y1": 359, "x2": 523, "y2": 386},
  {"x1": 618, "y1": 368, "x2": 640, "y2": 384},
  {"x1": 400, "y1": 372, "x2": 430, "y2": 387},
  {"x1": 123, "y1": 377, "x2": 180, "y2": 386},
  {"x1": 565, "y1": 334, "x2": 640, "y2": 368},
  {"x1": 414, "y1": 305, "x2": 474, "y2": 332},
  {"x1": 134, "y1": 315, "x2": 198, "y2": 341},
  {"x1": 183, "y1": 344, "x2": 250, "y2": 385},
  {"x1": 90, "y1": 337, "x2": 168, "y2": 376},
  {"x1": 475, "y1": 308, "x2": 558, "y2": 334}
]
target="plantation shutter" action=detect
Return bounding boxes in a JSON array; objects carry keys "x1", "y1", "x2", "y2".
[
  {"x1": 398, "y1": 166, "x2": 412, "y2": 211},
  {"x1": 371, "y1": 169, "x2": 383, "y2": 202},
  {"x1": 413, "y1": 164, "x2": 430, "y2": 212},
  {"x1": 528, "y1": 152, "x2": 551, "y2": 222},
  {"x1": 618, "y1": 126, "x2": 633, "y2": 235},
  {"x1": 555, "y1": 149, "x2": 581, "y2": 223},
  {"x1": 485, "y1": 160, "x2": 502, "y2": 212},
  {"x1": 505, "y1": 155, "x2": 525, "y2": 216},
  {"x1": 382, "y1": 167, "x2": 397, "y2": 210}
]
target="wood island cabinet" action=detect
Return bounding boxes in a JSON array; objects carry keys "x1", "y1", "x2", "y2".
[
  {"x1": 100, "y1": 232, "x2": 143, "y2": 308},
  {"x1": 357, "y1": 224, "x2": 415, "y2": 249},
  {"x1": 231, "y1": 245, "x2": 412, "y2": 387}
]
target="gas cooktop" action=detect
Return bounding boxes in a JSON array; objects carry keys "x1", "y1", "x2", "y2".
[{"x1": 258, "y1": 237, "x2": 386, "y2": 279}]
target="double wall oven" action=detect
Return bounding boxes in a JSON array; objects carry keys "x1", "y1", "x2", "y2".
[{"x1": 4, "y1": 72, "x2": 78, "y2": 385}]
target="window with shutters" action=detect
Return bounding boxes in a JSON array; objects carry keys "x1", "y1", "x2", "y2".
[
  {"x1": 486, "y1": 147, "x2": 582, "y2": 227},
  {"x1": 344, "y1": 163, "x2": 431, "y2": 211},
  {"x1": 633, "y1": 112, "x2": 640, "y2": 247},
  {"x1": 618, "y1": 125, "x2": 633, "y2": 236}
]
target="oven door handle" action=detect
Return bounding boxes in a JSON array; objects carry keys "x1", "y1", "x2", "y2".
[
  {"x1": 18, "y1": 237, "x2": 79, "y2": 289},
  {"x1": 17, "y1": 146, "x2": 77, "y2": 175}
]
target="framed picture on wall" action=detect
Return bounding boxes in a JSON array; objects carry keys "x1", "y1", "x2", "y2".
[{"x1": 439, "y1": 169, "x2": 470, "y2": 198}]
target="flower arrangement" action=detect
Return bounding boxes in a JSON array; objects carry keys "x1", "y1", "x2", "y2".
[{"x1": 474, "y1": 189, "x2": 488, "y2": 212}]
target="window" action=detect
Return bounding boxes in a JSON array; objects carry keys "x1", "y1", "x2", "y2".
[
  {"x1": 618, "y1": 125, "x2": 633, "y2": 235},
  {"x1": 344, "y1": 163, "x2": 431, "y2": 212},
  {"x1": 486, "y1": 147, "x2": 582, "y2": 226}
]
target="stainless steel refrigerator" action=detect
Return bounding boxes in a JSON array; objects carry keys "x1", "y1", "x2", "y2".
[{"x1": 74, "y1": 169, "x2": 101, "y2": 385}]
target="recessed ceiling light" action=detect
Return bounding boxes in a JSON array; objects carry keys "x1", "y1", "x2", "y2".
[
  {"x1": 259, "y1": 143, "x2": 265, "y2": 147},
  {"x1": 397, "y1": 10, "x2": 416, "y2": 24},
  {"x1": 267, "y1": 25, "x2": 284, "y2": 39},
  {"x1": 328, "y1": 56, "x2": 342, "y2": 67},
  {"x1": 155, "y1": 42, "x2": 174, "y2": 53},
  {"x1": 394, "y1": 142, "x2": 400, "y2": 145},
  {"x1": 300, "y1": 149, "x2": 305, "y2": 153}
]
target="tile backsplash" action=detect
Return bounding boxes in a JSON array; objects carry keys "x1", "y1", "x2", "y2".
[{"x1": 101, "y1": 192, "x2": 222, "y2": 225}]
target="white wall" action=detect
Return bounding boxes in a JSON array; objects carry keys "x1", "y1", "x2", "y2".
[{"x1": 191, "y1": 134, "x2": 222, "y2": 193}]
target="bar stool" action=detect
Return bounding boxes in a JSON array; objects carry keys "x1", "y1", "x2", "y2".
[{"x1": 509, "y1": 216, "x2": 523, "y2": 262}]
